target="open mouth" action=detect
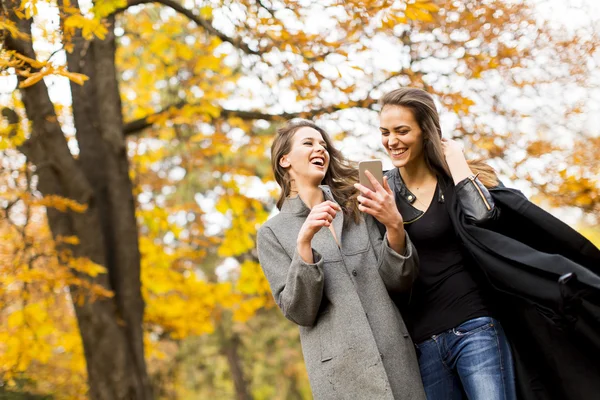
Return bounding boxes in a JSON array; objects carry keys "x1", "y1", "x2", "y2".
[{"x1": 310, "y1": 157, "x2": 325, "y2": 167}]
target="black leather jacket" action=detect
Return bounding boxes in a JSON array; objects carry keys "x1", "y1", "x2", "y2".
[{"x1": 383, "y1": 168, "x2": 499, "y2": 225}]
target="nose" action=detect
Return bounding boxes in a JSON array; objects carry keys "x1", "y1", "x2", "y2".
[
  {"x1": 315, "y1": 143, "x2": 326, "y2": 153},
  {"x1": 388, "y1": 134, "x2": 399, "y2": 147}
]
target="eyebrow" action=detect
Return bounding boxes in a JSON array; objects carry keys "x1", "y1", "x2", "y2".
[
  {"x1": 380, "y1": 125, "x2": 411, "y2": 131},
  {"x1": 300, "y1": 137, "x2": 327, "y2": 145}
]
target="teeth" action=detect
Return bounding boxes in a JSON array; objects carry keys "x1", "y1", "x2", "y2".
[
  {"x1": 391, "y1": 149, "x2": 407, "y2": 156},
  {"x1": 311, "y1": 158, "x2": 324, "y2": 166}
]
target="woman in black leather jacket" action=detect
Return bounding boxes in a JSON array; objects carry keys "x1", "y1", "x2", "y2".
[
  {"x1": 372, "y1": 87, "x2": 516, "y2": 400},
  {"x1": 368, "y1": 87, "x2": 600, "y2": 400}
]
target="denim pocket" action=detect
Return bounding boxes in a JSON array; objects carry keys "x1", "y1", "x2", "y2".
[{"x1": 452, "y1": 317, "x2": 494, "y2": 336}]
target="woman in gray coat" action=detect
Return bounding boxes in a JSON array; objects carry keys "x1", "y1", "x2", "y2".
[{"x1": 256, "y1": 120, "x2": 426, "y2": 399}]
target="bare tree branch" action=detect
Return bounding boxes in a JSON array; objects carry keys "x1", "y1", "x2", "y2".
[
  {"x1": 111, "y1": 0, "x2": 263, "y2": 55},
  {"x1": 123, "y1": 104, "x2": 304, "y2": 136},
  {"x1": 123, "y1": 99, "x2": 377, "y2": 136}
]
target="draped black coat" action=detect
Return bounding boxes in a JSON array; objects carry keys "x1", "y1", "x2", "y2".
[{"x1": 386, "y1": 171, "x2": 600, "y2": 400}]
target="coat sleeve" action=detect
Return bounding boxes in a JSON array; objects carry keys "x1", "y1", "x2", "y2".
[
  {"x1": 455, "y1": 175, "x2": 500, "y2": 224},
  {"x1": 365, "y1": 214, "x2": 419, "y2": 293},
  {"x1": 256, "y1": 225, "x2": 325, "y2": 327}
]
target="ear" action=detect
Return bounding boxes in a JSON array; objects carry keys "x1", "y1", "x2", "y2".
[{"x1": 279, "y1": 156, "x2": 290, "y2": 168}]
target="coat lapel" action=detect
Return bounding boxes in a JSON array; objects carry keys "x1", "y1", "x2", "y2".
[
  {"x1": 320, "y1": 185, "x2": 343, "y2": 247},
  {"x1": 332, "y1": 206, "x2": 344, "y2": 248}
]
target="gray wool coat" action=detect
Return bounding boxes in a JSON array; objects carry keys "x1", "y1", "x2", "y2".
[{"x1": 256, "y1": 185, "x2": 426, "y2": 400}]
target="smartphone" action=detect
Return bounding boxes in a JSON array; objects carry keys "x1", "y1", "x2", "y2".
[{"x1": 358, "y1": 160, "x2": 384, "y2": 192}]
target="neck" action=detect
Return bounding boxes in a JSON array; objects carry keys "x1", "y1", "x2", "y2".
[
  {"x1": 290, "y1": 180, "x2": 324, "y2": 209},
  {"x1": 399, "y1": 156, "x2": 436, "y2": 188}
]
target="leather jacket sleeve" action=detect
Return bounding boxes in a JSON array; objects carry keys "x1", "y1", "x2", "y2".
[{"x1": 455, "y1": 174, "x2": 500, "y2": 224}]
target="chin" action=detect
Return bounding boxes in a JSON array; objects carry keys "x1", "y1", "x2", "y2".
[
  {"x1": 391, "y1": 159, "x2": 407, "y2": 169},
  {"x1": 315, "y1": 172, "x2": 327, "y2": 182},
  {"x1": 307, "y1": 172, "x2": 326, "y2": 185}
]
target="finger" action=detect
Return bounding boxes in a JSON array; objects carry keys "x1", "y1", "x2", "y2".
[
  {"x1": 365, "y1": 170, "x2": 384, "y2": 193},
  {"x1": 357, "y1": 196, "x2": 378, "y2": 210},
  {"x1": 310, "y1": 211, "x2": 334, "y2": 223},
  {"x1": 310, "y1": 212, "x2": 333, "y2": 223},
  {"x1": 312, "y1": 203, "x2": 338, "y2": 217},
  {"x1": 354, "y1": 182, "x2": 375, "y2": 197},
  {"x1": 382, "y1": 176, "x2": 393, "y2": 195},
  {"x1": 321, "y1": 205, "x2": 338, "y2": 219},
  {"x1": 328, "y1": 208, "x2": 340, "y2": 221},
  {"x1": 309, "y1": 219, "x2": 331, "y2": 228},
  {"x1": 319, "y1": 200, "x2": 341, "y2": 211},
  {"x1": 318, "y1": 211, "x2": 334, "y2": 222},
  {"x1": 358, "y1": 203, "x2": 375, "y2": 216}
]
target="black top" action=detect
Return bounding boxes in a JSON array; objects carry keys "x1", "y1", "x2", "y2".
[{"x1": 403, "y1": 183, "x2": 489, "y2": 343}]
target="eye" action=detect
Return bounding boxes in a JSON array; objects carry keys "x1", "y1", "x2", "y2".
[
  {"x1": 381, "y1": 131, "x2": 389, "y2": 136},
  {"x1": 397, "y1": 130, "x2": 410, "y2": 135}
]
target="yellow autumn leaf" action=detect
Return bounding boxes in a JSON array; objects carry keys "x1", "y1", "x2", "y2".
[
  {"x1": 19, "y1": 71, "x2": 46, "y2": 88},
  {"x1": 69, "y1": 257, "x2": 107, "y2": 277},
  {"x1": 92, "y1": 0, "x2": 128, "y2": 19},
  {"x1": 64, "y1": 14, "x2": 108, "y2": 40},
  {"x1": 36, "y1": 195, "x2": 88, "y2": 213},
  {"x1": 229, "y1": 196, "x2": 248, "y2": 215},
  {"x1": 0, "y1": 18, "x2": 30, "y2": 40},
  {"x1": 405, "y1": 6, "x2": 435, "y2": 22},
  {"x1": 57, "y1": 69, "x2": 89, "y2": 86},
  {"x1": 63, "y1": 14, "x2": 87, "y2": 29},
  {"x1": 413, "y1": 0, "x2": 440, "y2": 13},
  {"x1": 82, "y1": 20, "x2": 108, "y2": 40},
  {"x1": 57, "y1": 235, "x2": 80, "y2": 245},
  {"x1": 200, "y1": 6, "x2": 213, "y2": 19}
]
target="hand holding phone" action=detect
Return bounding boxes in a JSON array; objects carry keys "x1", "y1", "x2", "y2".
[{"x1": 355, "y1": 159, "x2": 404, "y2": 229}]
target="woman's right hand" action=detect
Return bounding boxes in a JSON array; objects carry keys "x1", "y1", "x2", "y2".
[
  {"x1": 297, "y1": 200, "x2": 340, "y2": 245},
  {"x1": 296, "y1": 201, "x2": 340, "y2": 263}
]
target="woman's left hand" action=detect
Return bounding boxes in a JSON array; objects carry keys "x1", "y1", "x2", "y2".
[
  {"x1": 441, "y1": 137, "x2": 466, "y2": 162},
  {"x1": 354, "y1": 171, "x2": 403, "y2": 229},
  {"x1": 442, "y1": 137, "x2": 474, "y2": 185}
]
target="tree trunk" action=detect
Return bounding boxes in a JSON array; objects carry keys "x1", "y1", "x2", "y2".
[
  {"x1": 218, "y1": 328, "x2": 253, "y2": 400},
  {"x1": 2, "y1": 1, "x2": 152, "y2": 399}
]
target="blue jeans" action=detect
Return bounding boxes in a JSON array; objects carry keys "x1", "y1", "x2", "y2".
[{"x1": 414, "y1": 317, "x2": 516, "y2": 400}]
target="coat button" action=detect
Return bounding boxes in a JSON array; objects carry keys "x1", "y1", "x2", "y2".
[
  {"x1": 407, "y1": 195, "x2": 414, "y2": 201},
  {"x1": 352, "y1": 270, "x2": 358, "y2": 276},
  {"x1": 380, "y1": 353, "x2": 384, "y2": 360}
]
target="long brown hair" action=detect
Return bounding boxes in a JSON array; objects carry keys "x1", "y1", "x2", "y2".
[
  {"x1": 271, "y1": 120, "x2": 360, "y2": 223},
  {"x1": 379, "y1": 88, "x2": 498, "y2": 188}
]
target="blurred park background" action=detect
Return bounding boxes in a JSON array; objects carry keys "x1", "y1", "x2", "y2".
[{"x1": 0, "y1": 0, "x2": 599, "y2": 399}]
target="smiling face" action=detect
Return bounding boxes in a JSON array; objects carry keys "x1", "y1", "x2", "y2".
[
  {"x1": 279, "y1": 127, "x2": 330, "y2": 187},
  {"x1": 379, "y1": 105, "x2": 425, "y2": 169}
]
